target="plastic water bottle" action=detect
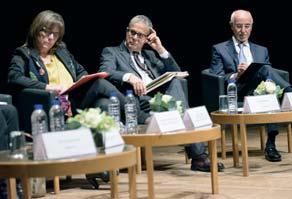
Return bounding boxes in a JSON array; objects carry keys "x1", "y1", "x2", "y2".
[
  {"x1": 227, "y1": 79, "x2": 238, "y2": 114},
  {"x1": 31, "y1": 104, "x2": 48, "y2": 136},
  {"x1": 124, "y1": 90, "x2": 138, "y2": 134},
  {"x1": 108, "y1": 91, "x2": 121, "y2": 124},
  {"x1": 49, "y1": 99, "x2": 65, "y2": 132},
  {"x1": 30, "y1": 104, "x2": 48, "y2": 197}
]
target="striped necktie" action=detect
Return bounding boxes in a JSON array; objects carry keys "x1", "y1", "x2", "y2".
[{"x1": 133, "y1": 52, "x2": 155, "y2": 79}]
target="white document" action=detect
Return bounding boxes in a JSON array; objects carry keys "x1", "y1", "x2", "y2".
[
  {"x1": 146, "y1": 110, "x2": 185, "y2": 134},
  {"x1": 281, "y1": 92, "x2": 292, "y2": 111},
  {"x1": 183, "y1": 106, "x2": 213, "y2": 130},
  {"x1": 103, "y1": 128, "x2": 124, "y2": 149},
  {"x1": 34, "y1": 127, "x2": 97, "y2": 160},
  {"x1": 243, "y1": 94, "x2": 280, "y2": 113}
]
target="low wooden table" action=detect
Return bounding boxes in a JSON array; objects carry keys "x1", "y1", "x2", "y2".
[
  {"x1": 0, "y1": 145, "x2": 137, "y2": 199},
  {"x1": 211, "y1": 111, "x2": 292, "y2": 177},
  {"x1": 123, "y1": 124, "x2": 221, "y2": 199}
]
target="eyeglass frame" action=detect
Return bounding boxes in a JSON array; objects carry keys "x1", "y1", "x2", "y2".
[
  {"x1": 40, "y1": 27, "x2": 60, "y2": 39},
  {"x1": 126, "y1": 27, "x2": 148, "y2": 39}
]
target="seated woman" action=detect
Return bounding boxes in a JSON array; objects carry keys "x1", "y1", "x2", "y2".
[{"x1": 7, "y1": 10, "x2": 149, "y2": 190}]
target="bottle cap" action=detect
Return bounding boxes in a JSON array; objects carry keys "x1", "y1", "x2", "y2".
[
  {"x1": 34, "y1": 104, "x2": 43, "y2": 110},
  {"x1": 126, "y1": 90, "x2": 133, "y2": 95},
  {"x1": 228, "y1": 79, "x2": 236, "y2": 84},
  {"x1": 110, "y1": 91, "x2": 117, "y2": 97},
  {"x1": 51, "y1": 99, "x2": 60, "y2": 106}
]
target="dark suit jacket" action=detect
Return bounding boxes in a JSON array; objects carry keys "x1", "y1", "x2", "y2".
[
  {"x1": 210, "y1": 39, "x2": 270, "y2": 82},
  {"x1": 98, "y1": 42, "x2": 181, "y2": 92}
]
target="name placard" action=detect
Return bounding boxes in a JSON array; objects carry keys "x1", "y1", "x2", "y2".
[
  {"x1": 146, "y1": 110, "x2": 185, "y2": 134},
  {"x1": 33, "y1": 127, "x2": 97, "y2": 160},
  {"x1": 183, "y1": 106, "x2": 213, "y2": 130},
  {"x1": 103, "y1": 127, "x2": 124, "y2": 149},
  {"x1": 243, "y1": 94, "x2": 280, "y2": 113},
  {"x1": 281, "y1": 92, "x2": 292, "y2": 111}
]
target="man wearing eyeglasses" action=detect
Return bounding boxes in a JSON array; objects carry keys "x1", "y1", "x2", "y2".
[{"x1": 99, "y1": 15, "x2": 224, "y2": 172}]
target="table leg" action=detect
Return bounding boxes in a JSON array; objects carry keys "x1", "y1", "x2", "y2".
[
  {"x1": 239, "y1": 121, "x2": 249, "y2": 176},
  {"x1": 7, "y1": 178, "x2": 17, "y2": 199},
  {"x1": 136, "y1": 147, "x2": 142, "y2": 174},
  {"x1": 22, "y1": 177, "x2": 31, "y2": 199},
  {"x1": 231, "y1": 124, "x2": 239, "y2": 167},
  {"x1": 145, "y1": 145, "x2": 155, "y2": 199},
  {"x1": 209, "y1": 140, "x2": 219, "y2": 194},
  {"x1": 259, "y1": 126, "x2": 266, "y2": 152},
  {"x1": 110, "y1": 170, "x2": 119, "y2": 199},
  {"x1": 221, "y1": 127, "x2": 226, "y2": 159},
  {"x1": 53, "y1": 176, "x2": 60, "y2": 194},
  {"x1": 128, "y1": 165, "x2": 137, "y2": 199}
]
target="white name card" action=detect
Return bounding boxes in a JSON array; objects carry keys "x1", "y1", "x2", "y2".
[
  {"x1": 183, "y1": 106, "x2": 213, "y2": 130},
  {"x1": 146, "y1": 110, "x2": 185, "y2": 134},
  {"x1": 281, "y1": 92, "x2": 292, "y2": 111},
  {"x1": 103, "y1": 127, "x2": 124, "y2": 149},
  {"x1": 243, "y1": 94, "x2": 280, "y2": 113},
  {"x1": 33, "y1": 127, "x2": 97, "y2": 160}
]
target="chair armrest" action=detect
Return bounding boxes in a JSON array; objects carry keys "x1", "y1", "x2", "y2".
[
  {"x1": 273, "y1": 68, "x2": 289, "y2": 82},
  {"x1": 179, "y1": 78, "x2": 188, "y2": 101},
  {"x1": 17, "y1": 88, "x2": 56, "y2": 133},
  {"x1": 201, "y1": 69, "x2": 225, "y2": 112},
  {"x1": 0, "y1": 94, "x2": 12, "y2": 105}
]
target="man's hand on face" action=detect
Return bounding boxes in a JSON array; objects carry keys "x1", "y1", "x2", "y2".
[{"x1": 146, "y1": 28, "x2": 166, "y2": 54}]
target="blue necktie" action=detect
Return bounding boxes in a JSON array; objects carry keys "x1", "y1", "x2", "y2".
[{"x1": 238, "y1": 43, "x2": 247, "y2": 64}]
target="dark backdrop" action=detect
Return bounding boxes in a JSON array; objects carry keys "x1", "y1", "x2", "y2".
[{"x1": 1, "y1": 0, "x2": 291, "y2": 107}]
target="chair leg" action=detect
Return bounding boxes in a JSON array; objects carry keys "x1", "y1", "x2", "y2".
[
  {"x1": 288, "y1": 123, "x2": 292, "y2": 153},
  {"x1": 259, "y1": 126, "x2": 266, "y2": 152},
  {"x1": 185, "y1": 150, "x2": 190, "y2": 164}
]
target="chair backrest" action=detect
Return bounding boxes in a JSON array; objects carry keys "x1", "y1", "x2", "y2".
[
  {"x1": 0, "y1": 94, "x2": 12, "y2": 105},
  {"x1": 201, "y1": 69, "x2": 225, "y2": 112}
]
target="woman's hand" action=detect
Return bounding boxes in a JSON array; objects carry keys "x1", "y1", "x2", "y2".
[{"x1": 45, "y1": 84, "x2": 64, "y2": 95}]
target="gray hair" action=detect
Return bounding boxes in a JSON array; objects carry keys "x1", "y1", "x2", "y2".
[
  {"x1": 229, "y1": 9, "x2": 253, "y2": 25},
  {"x1": 129, "y1": 15, "x2": 153, "y2": 31}
]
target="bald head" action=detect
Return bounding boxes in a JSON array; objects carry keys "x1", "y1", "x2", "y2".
[
  {"x1": 229, "y1": 10, "x2": 253, "y2": 42},
  {"x1": 230, "y1": 10, "x2": 253, "y2": 26}
]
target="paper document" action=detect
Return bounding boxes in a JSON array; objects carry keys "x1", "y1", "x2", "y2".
[
  {"x1": 60, "y1": 72, "x2": 109, "y2": 95},
  {"x1": 146, "y1": 71, "x2": 189, "y2": 94}
]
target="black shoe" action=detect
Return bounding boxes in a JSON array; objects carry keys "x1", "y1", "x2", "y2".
[
  {"x1": 86, "y1": 177, "x2": 100, "y2": 190},
  {"x1": 0, "y1": 179, "x2": 8, "y2": 199},
  {"x1": 191, "y1": 158, "x2": 224, "y2": 172},
  {"x1": 265, "y1": 147, "x2": 281, "y2": 162}
]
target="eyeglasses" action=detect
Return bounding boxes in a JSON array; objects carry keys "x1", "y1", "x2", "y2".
[
  {"x1": 127, "y1": 28, "x2": 148, "y2": 39},
  {"x1": 40, "y1": 27, "x2": 60, "y2": 39}
]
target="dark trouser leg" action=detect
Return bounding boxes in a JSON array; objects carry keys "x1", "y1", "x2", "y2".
[
  {"x1": 185, "y1": 142, "x2": 208, "y2": 160},
  {"x1": 266, "y1": 124, "x2": 279, "y2": 148}
]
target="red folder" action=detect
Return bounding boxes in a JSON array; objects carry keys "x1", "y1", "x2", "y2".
[{"x1": 60, "y1": 72, "x2": 109, "y2": 95}]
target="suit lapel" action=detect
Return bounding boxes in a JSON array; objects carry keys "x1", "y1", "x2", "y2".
[
  {"x1": 119, "y1": 43, "x2": 142, "y2": 78},
  {"x1": 225, "y1": 39, "x2": 239, "y2": 68},
  {"x1": 249, "y1": 42, "x2": 258, "y2": 62}
]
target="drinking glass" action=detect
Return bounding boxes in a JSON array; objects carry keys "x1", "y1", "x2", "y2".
[
  {"x1": 9, "y1": 131, "x2": 27, "y2": 159},
  {"x1": 219, "y1": 95, "x2": 228, "y2": 113}
]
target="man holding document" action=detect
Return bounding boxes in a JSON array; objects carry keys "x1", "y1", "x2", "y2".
[
  {"x1": 210, "y1": 9, "x2": 292, "y2": 162},
  {"x1": 99, "y1": 15, "x2": 224, "y2": 172}
]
